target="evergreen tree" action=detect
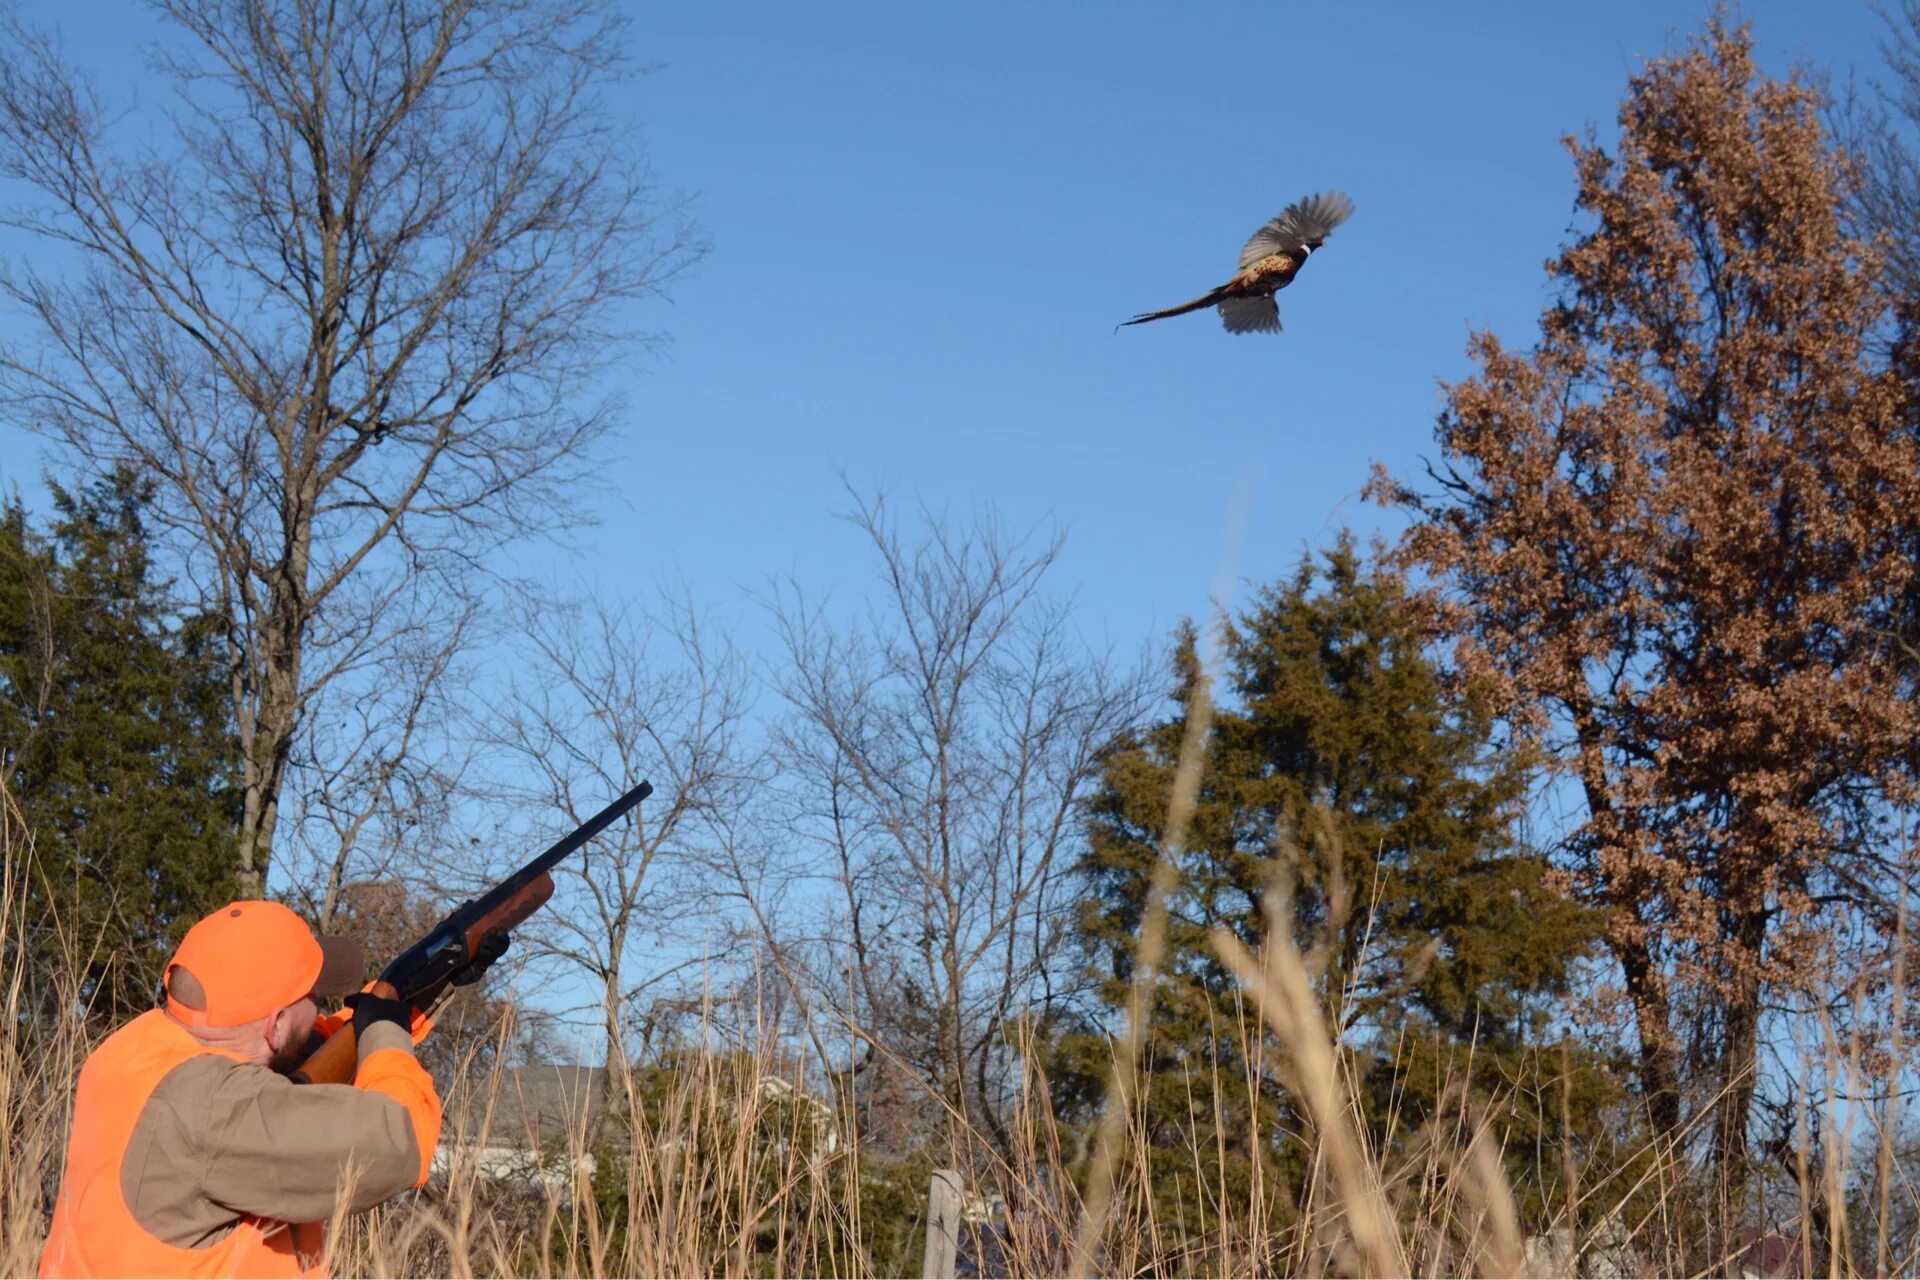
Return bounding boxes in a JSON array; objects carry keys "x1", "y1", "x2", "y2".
[
  {"x1": 0, "y1": 469, "x2": 241, "y2": 1019},
  {"x1": 1052, "y1": 537, "x2": 1608, "y2": 1235}
]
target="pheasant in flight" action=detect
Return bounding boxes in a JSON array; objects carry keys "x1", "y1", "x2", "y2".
[{"x1": 1120, "y1": 191, "x2": 1354, "y2": 334}]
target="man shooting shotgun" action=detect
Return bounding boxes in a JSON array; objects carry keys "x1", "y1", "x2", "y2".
[{"x1": 39, "y1": 780, "x2": 653, "y2": 1279}]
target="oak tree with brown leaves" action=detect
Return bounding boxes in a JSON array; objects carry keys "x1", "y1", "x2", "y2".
[{"x1": 1374, "y1": 19, "x2": 1920, "y2": 1187}]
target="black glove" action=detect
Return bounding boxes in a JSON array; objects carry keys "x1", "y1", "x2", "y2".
[
  {"x1": 450, "y1": 930, "x2": 510, "y2": 988},
  {"x1": 342, "y1": 991, "x2": 413, "y2": 1038}
]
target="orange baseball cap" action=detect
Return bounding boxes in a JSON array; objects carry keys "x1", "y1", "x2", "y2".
[{"x1": 164, "y1": 900, "x2": 365, "y2": 1028}]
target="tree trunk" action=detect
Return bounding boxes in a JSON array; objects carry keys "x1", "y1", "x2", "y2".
[
  {"x1": 1617, "y1": 929, "x2": 1684, "y2": 1142},
  {"x1": 235, "y1": 499, "x2": 313, "y2": 895},
  {"x1": 1713, "y1": 907, "x2": 1768, "y2": 1179}
]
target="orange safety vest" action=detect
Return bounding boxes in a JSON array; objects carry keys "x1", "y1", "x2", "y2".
[{"x1": 39, "y1": 1010, "x2": 326, "y2": 1279}]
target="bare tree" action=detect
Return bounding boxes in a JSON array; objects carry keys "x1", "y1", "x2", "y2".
[
  {"x1": 480, "y1": 591, "x2": 758, "y2": 1076},
  {"x1": 1843, "y1": 3, "x2": 1920, "y2": 313},
  {"x1": 760, "y1": 488, "x2": 1151, "y2": 1163},
  {"x1": 286, "y1": 586, "x2": 480, "y2": 932},
  {"x1": 0, "y1": 0, "x2": 706, "y2": 892}
]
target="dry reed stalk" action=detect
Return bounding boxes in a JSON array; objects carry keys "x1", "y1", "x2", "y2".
[
  {"x1": 1456, "y1": 1106, "x2": 1523, "y2": 1277},
  {"x1": 0, "y1": 785, "x2": 96, "y2": 1278},
  {"x1": 1070, "y1": 494, "x2": 1256, "y2": 1277},
  {"x1": 1213, "y1": 897, "x2": 1408, "y2": 1278},
  {"x1": 1068, "y1": 647, "x2": 1217, "y2": 1276},
  {"x1": 1822, "y1": 1002, "x2": 1863, "y2": 1279},
  {"x1": 1558, "y1": 1040, "x2": 1579, "y2": 1249},
  {"x1": 1877, "y1": 828, "x2": 1912, "y2": 1277}
]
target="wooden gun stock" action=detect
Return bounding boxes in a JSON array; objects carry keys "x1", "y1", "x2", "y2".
[{"x1": 292, "y1": 980, "x2": 399, "y2": 1085}]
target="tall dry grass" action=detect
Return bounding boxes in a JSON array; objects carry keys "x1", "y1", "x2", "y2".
[
  {"x1": 2, "y1": 789, "x2": 75, "y2": 1273},
  {"x1": 6, "y1": 773, "x2": 1919, "y2": 1279}
]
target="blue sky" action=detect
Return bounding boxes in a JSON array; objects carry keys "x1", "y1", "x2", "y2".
[
  {"x1": 599, "y1": 0, "x2": 1894, "y2": 648},
  {"x1": 0, "y1": 1, "x2": 1902, "y2": 1061},
  {"x1": 0, "y1": 1, "x2": 1898, "y2": 667}
]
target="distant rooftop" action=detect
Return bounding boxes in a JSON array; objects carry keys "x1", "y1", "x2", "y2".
[{"x1": 441, "y1": 1064, "x2": 623, "y2": 1151}]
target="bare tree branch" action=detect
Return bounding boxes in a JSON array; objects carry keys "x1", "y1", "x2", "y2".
[
  {"x1": 0, "y1": 0, "x2": 707, "y2": 891},
  {"x1": 758, "y1": 485, "x2": 1151, "y2": 1164}
]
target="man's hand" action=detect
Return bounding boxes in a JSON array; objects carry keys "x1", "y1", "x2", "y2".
[
  {"x1": 450, "y1": 930, "x2": 509, "y2": 988},
  {"x1": 343, "y1": 991, "x2": 413, "y2": 1038}
]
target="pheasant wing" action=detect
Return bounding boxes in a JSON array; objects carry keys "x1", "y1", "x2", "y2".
[
  {"x1": 1237, "y1": 191, "x2": 1354, "y2": 268},
  {"x1": 1218, "y1": 296, "x2": 1280, "y2": 334}
]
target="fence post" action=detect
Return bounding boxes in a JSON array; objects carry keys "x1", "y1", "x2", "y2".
[{"x1": 921, "y1": 1168, "x2": 962, "y2": 1279}]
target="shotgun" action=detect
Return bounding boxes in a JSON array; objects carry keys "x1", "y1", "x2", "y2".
[{"x1": 293, "y1": 779, "x2": 654, "y2": 1083}]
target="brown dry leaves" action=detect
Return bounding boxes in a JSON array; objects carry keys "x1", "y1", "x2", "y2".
[{"x1": 1373, "y1": 17, "x2": 1920, "y2": 1145}]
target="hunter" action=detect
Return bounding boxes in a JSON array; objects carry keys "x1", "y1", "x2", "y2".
[{"x1": 38, "y1": 900, "x2": 462, "y2": 1278}]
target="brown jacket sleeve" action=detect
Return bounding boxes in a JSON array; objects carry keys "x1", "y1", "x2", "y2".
[
  {"x1": 122, "y1": 1025, "x2": 442, "y2": 1246},
  {"x1": 349, "y1": 1023, "x2": 443, "y2": 1186}
]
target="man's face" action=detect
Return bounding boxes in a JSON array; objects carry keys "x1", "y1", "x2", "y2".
[{"x1": 266, "y1": 996, "x2": 319, "y2": 1074}]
